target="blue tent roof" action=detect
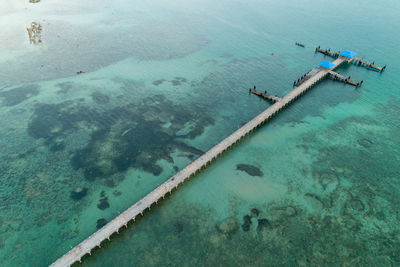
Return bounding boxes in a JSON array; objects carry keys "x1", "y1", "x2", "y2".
[
  {"x1": 340, "y1": 50, "x2": 356, "y2": 58},
  {"x1": 319, "y1": 61, "x2": 335, "y2": 69}
]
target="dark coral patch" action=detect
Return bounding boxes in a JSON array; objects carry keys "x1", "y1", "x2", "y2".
[
  {"x1": 257, "y1": 218, "x2": 271, "y2": 231},
  {"x1": 358, "y1": 138, "x2": 373, "y2": 148},
  {"x1": 97, "y1": 197, "x2": 110, "y2": 210},
  {"x1": 28, "y1": 94, "x2": 212, "y2": 182},
  {"x1": 241, "y1": 214, "x2": 252, "y2": 231},
  {"x1": 70, "y1": 187, "x2": 88, "y2": 200},
  {"x1": 96, "y1": 218, "x2": 107, "y2": 229},
  {"x1": 236, "y1": 164, "x2": 264, "y2": 177},
  {"x1": 152, "y1": 79, "x2": 166, "y2": 86},
  {"x1": 0, "y1": 85, "x2": 39, "y2": 106},
  {"x1": 170, "y1": 77, "x2": 187, "y2": 86},
  {"x1": 251, "y1": 208, "x2": 259, "y2": 217}
]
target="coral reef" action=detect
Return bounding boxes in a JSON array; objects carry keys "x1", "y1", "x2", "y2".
[
  {"x1": 0, "y1": 85, "x2": 39, "y2": 106},
  {"x1": 27, "y1": 93, "x2": 212, "y2": 180}
]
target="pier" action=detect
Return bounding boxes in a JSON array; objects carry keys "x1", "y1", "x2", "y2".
[
  {"x1": 52, "y1": 50, "x2": 379, "y2": 267},
  {"x1": 316, "y1": 46, "x2": 386, "y2": 72},
  {"x1": 250, "y1": 88, "x2": 282, "y2": 103},
  {"x1": 328, "y1": 70, "x2": 362, "y2": 87}
]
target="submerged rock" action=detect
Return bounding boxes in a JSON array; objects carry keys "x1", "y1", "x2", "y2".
[
  {"x1": 257, "y1": 218, "x2": 271, "y2": 231},
  {"x1": 96, "y1": 218, "x2": 107, "y2": 229},
  {"x1": 358, "y1": 138, "x2": 373, "y2": 148},
  {"x1": 152, "y1": 79, "x2": 166, "y2": 86},
  {"x1": 236, "y1": 164, "x2": 264, "y2": 177},
  {"x1": 251, "y1": 208, "x2": 260, "y2": 217},
  {"x1": 216, "y1": 217, "x2": 239, "y2": 235},
  {"x1": 70, "y1": 187, "x2": 88, "y2": 200},
  {"x1": 97, "y1": 197, "x2": 110, "y2": 210},
  {"x1": 241, "y1": 215, "x2": 252, "y2": 231}
]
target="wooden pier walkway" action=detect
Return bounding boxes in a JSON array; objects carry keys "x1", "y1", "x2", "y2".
[
  {"x1": 316, "y1": 46, "x2": 386, "y2": 72},
  {"x1": 51, "y1": 57, "x2": 346, "y2": 267},
  {"x1": 328, "y1": 70, "x2": 362, "y2": 87},
  {"x1": 352, "y1": 57, "x2": 386, "y2": 72},
  {"x1": 250, "y1": 89, "x2": 282, "y2": 102},
  {"x1": 315, "y1": 47, "x2": 340, "y2": 58}
]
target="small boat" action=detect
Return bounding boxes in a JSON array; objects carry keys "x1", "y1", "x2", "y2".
[{"x1": 295, "y1": 42, "x2": 305, "y2": 48}]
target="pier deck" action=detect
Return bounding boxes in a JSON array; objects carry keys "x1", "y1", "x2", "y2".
[
  {"x1": 316, "y1": 46, "x2": 386, "y2": 72},
  {"x1": 328, "y1": 70, "x2": 361, "y2": 87},
  {"x1": 251, "y1": 89, "x2": 282, "y2": 102},
  {"x1": 51, "y1": 57, "x2": 346, "y2": 267}
]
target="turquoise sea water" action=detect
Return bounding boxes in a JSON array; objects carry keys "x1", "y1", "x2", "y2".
[{"x1": 0, "y1": 0, "x2": 399, "y2": 266}]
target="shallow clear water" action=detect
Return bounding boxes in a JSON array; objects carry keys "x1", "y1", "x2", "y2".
[{"x1": 0, "y1": 0, "x2": 399, "y2": 266}]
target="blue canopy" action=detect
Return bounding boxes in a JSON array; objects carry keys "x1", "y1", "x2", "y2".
[
  {"x1": 319, "y1": 61, "x2": 335, "y2": 69},
  {"x1": 340, "y1": 50, "x2": 356, "y2": 58}
]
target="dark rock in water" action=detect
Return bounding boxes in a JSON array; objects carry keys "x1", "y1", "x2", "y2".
[
  {"x1": 70, "y1": 187, "x2": 88, "y2": 200},
  {"x1": 97, "y1": 197, "x2": 110, "y2": 210},
  {"x1": 216, "y1": 217, "x2": 239, "y2": 235},
  {"x1": 152, "y1": 79, "x2": 166, "y2": 86},
  {"x1": 173, "y1": 166, "x2": 179, "y2": 172},
  {"x1": 170, "y1": 77, "x2": 187, "y2": 86},
  {"x1": 0, "y1": 85, "x2": 39, "y2": 106},
  {"x1": 96, "y1": 218, "x2": 107, "y2": 229},
  {"x1": 236, "y1": 164, "x2": 264, "y2": 177},
  {"x1": 257, "y1": 218, "x2": 271, "y2": 231},
  {"x1": 251, "y1": 208, "x2": 260, "y2": 217},
  {"x1": 241, "y1": 214, "x2": 252, "y2": 231},
  {"x1": 100, "y1": 190, "x2": 106, "y2": 198},
  {"x1": 171, "y1": 80, "x2": 181, "y2": 86},
  {"x1": 358, "y1": 138, "x2": 373, "y2": 148}
]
